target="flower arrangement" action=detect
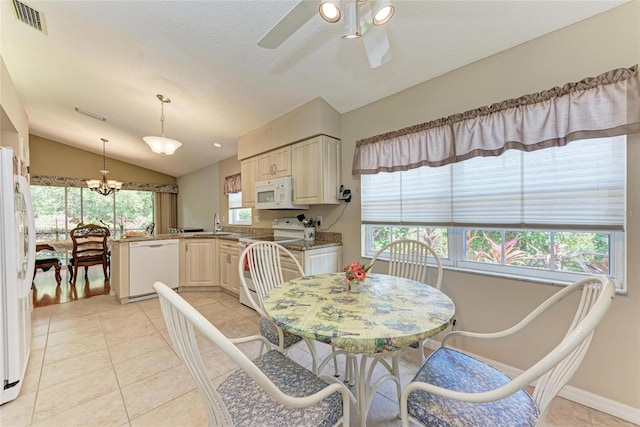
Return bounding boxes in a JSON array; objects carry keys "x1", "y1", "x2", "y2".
[{"x1": 342, "y1": 261, "x2": 371, "y2": 291}]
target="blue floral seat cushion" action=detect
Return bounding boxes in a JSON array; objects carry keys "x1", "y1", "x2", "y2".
[
  {"x1": 260, "y1": 316, "x2": 303, "y2": 349},
  {"x1": 218, "y1": 350, "x2": 343, "y2": 427},
  {"x1": 407, "y1": 347, "x2": 539, "y2": 427}
]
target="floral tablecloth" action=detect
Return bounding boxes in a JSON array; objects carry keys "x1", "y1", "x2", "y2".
[{"x1": 263, "y1": 272, "x2": 455, "y2": 354}]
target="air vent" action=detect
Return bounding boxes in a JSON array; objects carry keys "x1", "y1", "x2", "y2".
[{"x1": 12, "y1": 0, "x2": 47, "y2": 34}]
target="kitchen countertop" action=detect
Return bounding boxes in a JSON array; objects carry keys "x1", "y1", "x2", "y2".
[{"x1": 112, "y1": 232, "x2": 342, "y2": 250}]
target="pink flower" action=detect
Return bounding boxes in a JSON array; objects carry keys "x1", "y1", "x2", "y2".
[{"x1": 342, "y1": 261, "x2": 371, "y2": 285}]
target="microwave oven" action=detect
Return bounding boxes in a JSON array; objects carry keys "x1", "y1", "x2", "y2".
[{"x1": 254, "y1": 176, "x2": 309, "y2": 210}]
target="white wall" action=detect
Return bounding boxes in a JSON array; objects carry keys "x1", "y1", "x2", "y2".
[
  {"x1": 176, "y1": 163, "x2": 219, "y2": 230},
  {"x1": 334, "y1": 1, "x2": 640, "y2": 415}
]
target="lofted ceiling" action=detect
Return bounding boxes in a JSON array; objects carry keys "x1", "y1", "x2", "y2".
[{"x1": 0, "y1": 0, "x2": 627, "y2": 177}]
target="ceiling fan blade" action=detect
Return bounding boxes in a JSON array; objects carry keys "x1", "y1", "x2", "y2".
[
  {"x1": 358, "y1": 2, "x2": 391, "y2": 69},
  {"x1": 258, "y1": 0, "x2": 321, "y2": 49},
  {"x1": 362, "y1": 24, "x2": 392, "y2": 68}
]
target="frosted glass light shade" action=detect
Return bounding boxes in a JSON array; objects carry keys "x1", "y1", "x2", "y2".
[{"x1": 143, "y1": 136, "x2": 182, "y2": 156}]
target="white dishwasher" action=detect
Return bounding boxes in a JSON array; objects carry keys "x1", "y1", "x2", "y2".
[{"x1": 129, "y1": 239, "x2": 179, "y2": 300}]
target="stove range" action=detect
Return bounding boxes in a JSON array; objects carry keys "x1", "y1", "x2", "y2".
[{"x1": 238, "y1": 217, "x2": 305, "y2": 244}]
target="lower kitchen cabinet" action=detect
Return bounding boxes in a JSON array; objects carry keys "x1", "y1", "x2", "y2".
[
  {"x1": 181, "y1": 239, "x2": 217, "y2": 287},
  {"x1": 282, "y1": 245, "x2": 343, "y2": 282},
  {"x1": 218, "y1": 240, "x2": 240, "y2": 294}
]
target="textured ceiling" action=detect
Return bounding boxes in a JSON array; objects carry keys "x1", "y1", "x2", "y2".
[{"x1": 0, "y1": 0, "x2": 627, "y2": 177}]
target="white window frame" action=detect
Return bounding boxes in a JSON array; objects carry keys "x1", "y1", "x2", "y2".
[
  {"x1": 360, "y1": 136, "x2": 627, "y2": 292},
  {"x1": 362, "y1": 224, "x2": 625, "y2": 292},
  {"x1": 228, "y1": 192, "x2": 251, "y2": 225}
]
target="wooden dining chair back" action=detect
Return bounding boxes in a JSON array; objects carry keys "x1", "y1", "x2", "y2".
[
  {"x1": 145, "y1": 223, "x2": 155, "y2": 235},
  {"x1": 368, "y1": 239, "x2": 443, "y2": 287},
  {"x1": 33, "y1": 243, "x2": 62, "y2": 286},
  {"x1": 401, "y1": 276, "x2": 615, "y2": 427},
  {"x1": 239, "y1": 241, "x2": 321, "y2": 373},
  {"x1": 153, "y1": 281, "x2": 350, "y2": 427},
  {"x1": 69, "y1": 223, "x2": 110, "y2": 286}
]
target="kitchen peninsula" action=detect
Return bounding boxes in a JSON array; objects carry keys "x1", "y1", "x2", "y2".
[{"x1": 110, "y1": 231, "x2": 342, "y2": 304}]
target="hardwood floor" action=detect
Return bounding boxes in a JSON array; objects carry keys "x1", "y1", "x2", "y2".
[{"x1": 32, "y1": 263, "x2": 110, "y2": 308}]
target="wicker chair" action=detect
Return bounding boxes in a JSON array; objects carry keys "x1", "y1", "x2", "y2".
[
  {"x1": 153, "y1": 281, "x2": 350, "y2": 427},
  {"x1": 69, "y1": 224, "x2": 110, "y2": 286},
  {"x1": 401, "y1": 276, "x2": 615, "y2": 427}
]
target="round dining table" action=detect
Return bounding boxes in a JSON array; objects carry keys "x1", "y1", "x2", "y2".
[{"x1": 263, "y1": 272, "x2": 455, "y2": 426}]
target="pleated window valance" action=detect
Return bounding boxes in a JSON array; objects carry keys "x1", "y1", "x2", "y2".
[
  {"x1": 31, "y1": 175, "x2": 178, "y2": 194},
  {"x1": 353, "y1": 65, "x2": 640, "y2": 175},
  {"x1": 223, "y1": 173, "x2": 242, "y2": 195}
]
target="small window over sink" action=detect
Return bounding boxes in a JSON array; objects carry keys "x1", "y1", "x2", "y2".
[{"x1": 229, "y1": 192, "x2": 251, "y2": 225}]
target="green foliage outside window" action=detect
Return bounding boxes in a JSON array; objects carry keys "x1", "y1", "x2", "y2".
[
  {"x1": 369, "y1": 225, "x2": 611, "y2": 276},
  {"x1": 31, "y1": 185, "x2": 153, "y2": 240},
  {"x1": 370, "y1": 226, "x2": 448, "y2": 258}
]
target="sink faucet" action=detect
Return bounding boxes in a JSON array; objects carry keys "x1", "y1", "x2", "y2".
[{"x1": 214, "y1": 213, "x2": 222, "y2": 232}]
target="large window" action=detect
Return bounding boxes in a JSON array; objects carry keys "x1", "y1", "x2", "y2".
[
  {"x1": 361, "y1": 137, "x2": 626, "y2": 290},
  {"x1": 31, "y1": 186, "x2": 154, "y2": 240}
]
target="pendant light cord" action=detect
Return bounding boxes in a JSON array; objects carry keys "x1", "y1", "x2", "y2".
[{"x1": 160, "y1": 101, "x2": 166, "y2": 138}]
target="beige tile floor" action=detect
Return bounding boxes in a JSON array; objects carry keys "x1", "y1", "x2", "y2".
[{"x1": 1, "y1": 290, "x2": 635, "y2": 426}]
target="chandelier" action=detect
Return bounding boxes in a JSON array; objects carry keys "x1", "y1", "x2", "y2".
[
  {"x1": 143, "y1": 94, "x2": 182, "y2": 156},
  {"x1": 86, "y1": 138, "x2": 122, "y2": 196}
]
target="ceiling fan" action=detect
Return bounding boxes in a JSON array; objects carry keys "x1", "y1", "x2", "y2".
[{"x1": 258, "y1": 0, "x2": 395, "y2": 69}]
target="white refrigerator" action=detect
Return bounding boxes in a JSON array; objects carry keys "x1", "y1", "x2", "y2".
[{"x1": 0, "y1": 146, "x2": 35, "y2": 405}]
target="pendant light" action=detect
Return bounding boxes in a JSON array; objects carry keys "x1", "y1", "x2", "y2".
[
  {"x1": 86, "y1": 138, "x2": 122, "y2": 196},
  {"x1": 143, "y1": 94, "x2": 182, "y2": 156}
]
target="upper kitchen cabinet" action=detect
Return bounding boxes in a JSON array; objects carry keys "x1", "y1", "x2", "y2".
[
  {"x1": 292, "y1": 136, "x2": 341, "y2": 205},
  {"x1": 240, "y1": 157, "x2": 258, "y2": 207},
  {"x1": 258, "y1": 146, "x2": 291, "y2": 180}
]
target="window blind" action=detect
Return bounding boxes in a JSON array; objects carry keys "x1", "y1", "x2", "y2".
[
  {"x1": 361, "y1": 136, "x2": 625, "y2": 231},
  {"x1": 228, "y1": 192, "x2": 243, "y2": 209}
]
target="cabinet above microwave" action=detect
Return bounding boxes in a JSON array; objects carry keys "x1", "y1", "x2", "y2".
[{"x1": 240, "y1": 135, "x2": 341, "y2": 208}]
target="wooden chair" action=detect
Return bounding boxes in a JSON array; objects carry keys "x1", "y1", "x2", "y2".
[
  {"x1": 239, "y1": 241, "x2": 322, "y2": 374},
  {"x1": 69, "y1": 224, "x2": 110, "y2": 286},
  {"x1": 145, "y1": 222, "x2": 155, "y2": 235},
  {"x1": 368, "y1": 239, "x2": 443, "y2": 363},
  {"x1": 401, "y1": 276, "x2": 615, "y2": 427},
  {"x1": 153, "y1": 281, "x2": 350, "y2": 426},
  {"x1": 33, "y1": 243, "x2": 61, "y2": 286}
]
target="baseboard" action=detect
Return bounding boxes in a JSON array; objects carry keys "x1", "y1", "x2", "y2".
[{"x1": 423, "y1": 340, "x2": 640, "y2": 425}]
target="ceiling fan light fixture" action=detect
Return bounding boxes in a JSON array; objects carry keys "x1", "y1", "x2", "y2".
[
  {"x1": 143, "y1": 94, "x2": 183, "y2": 156},
  {"x1": 373, "y1": 1, "x2": 395, "y2": 25},
  {"x1": 341, "y1": 1, "x2": 361, "y2": 39},
  {"x1": 319, "y1": 1, "x2": 341, "y2": 23}
]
